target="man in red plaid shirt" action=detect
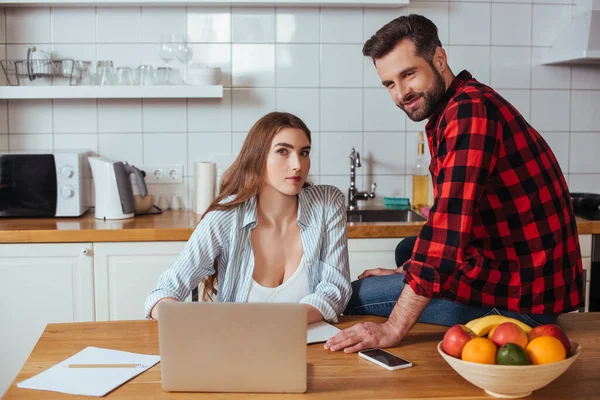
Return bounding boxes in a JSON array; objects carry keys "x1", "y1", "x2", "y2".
[{"x1": 326, "y1": 14, "x2": 584, "y2": 353}]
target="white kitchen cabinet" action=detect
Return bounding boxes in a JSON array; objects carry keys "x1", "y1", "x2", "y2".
[
  {"x1": 93, "y1": 241, "x2": 188, "y2": 321},
  {"x1": 0, "y1": 243, "x2": 94, "y2": 398},
  {"x1": 348, "y1": 238, "x2": 403, "y2": 280}
]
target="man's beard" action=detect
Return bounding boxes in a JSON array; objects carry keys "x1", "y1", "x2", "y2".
[{"x1": 397, "y1": 67, "x2": 446, "y2": 122}]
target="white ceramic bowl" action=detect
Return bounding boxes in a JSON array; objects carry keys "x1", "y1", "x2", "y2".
[
  {"x1": 187, "y1": 66, "x2": 221, "y2": 85},
  {"x1": 437, "y1": 341, "x2": 581, "y2": 398}
]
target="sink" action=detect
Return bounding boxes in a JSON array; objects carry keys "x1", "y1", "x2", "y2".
[{"x1": 347, "y1": 209, "x2": 426, "y2": 223}]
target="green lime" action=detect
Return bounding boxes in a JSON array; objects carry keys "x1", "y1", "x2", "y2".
[{"x1": 496, "y1": 343, "x2": 531, "y2": 365}]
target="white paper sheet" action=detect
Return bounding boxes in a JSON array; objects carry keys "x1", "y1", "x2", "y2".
[
  {"x1": 17, "y1": 346, "x2": 160, "y2": 397},
  {"x1": 307, "y1": 321, "x2": 341, "y2": 344}
]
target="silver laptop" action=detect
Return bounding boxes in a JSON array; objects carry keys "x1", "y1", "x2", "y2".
[{"x1": 157, "y1": 302, "x2": 307, "y2": 393}]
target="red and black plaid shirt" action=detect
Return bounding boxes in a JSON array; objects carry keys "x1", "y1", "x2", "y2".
[{"x1": 403, "y1": 70, "x2": 584, "y2": 315}]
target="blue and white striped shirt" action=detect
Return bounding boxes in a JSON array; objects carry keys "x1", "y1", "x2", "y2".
[{"x1": 145, "y1": 185, "x2": 352, "y2": 322}]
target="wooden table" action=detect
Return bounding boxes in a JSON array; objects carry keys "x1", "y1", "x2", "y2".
[{"x1": 4, "y1": 314, "x2": 599, "y2": 399}]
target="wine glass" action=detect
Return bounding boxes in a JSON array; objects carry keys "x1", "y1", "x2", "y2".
[
  {"x1": 175, "y1": 35, "x2": 193, "y2": 85},
  {"x1": 158, "y1": 33, "x2": 176, "y2": 84}
]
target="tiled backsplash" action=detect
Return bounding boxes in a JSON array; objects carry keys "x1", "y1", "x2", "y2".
[{"x1": 1, "y1": 1, "x2": 600, "y2": 210}]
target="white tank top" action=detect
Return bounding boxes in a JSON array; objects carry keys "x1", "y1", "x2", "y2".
[{"x1": 247, "y1": 259, "x2": 310, "y2": 303}]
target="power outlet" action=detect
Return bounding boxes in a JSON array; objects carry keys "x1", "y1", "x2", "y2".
[{"x1": 140, "y1": 165, "x2": 183, "y2": 184}]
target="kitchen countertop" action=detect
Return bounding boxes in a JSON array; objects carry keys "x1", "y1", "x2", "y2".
[{"x1": 0, "y1": 210, "x2": 599, "y2": 243}]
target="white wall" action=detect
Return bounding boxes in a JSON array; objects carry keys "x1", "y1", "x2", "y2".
[{"x1": 1, "y1": 0, "x2": 599, "y2": 209}]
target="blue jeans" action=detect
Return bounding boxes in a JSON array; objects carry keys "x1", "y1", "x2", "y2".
[{"x1": 344, "y1": 236, "x2": 558, "y2": 327}]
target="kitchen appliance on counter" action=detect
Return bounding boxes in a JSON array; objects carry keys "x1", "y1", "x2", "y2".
[
  {"x1": 0, "y1": 153, "x2": 91, "y2": 218},
  {"x1": 571, "y1": 193, "x2": 600, "y2": 220},
  {"x1": 89, "y1": 157, "x2": 153, "y2": 220}
]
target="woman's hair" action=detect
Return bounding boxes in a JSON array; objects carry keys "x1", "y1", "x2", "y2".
[
  {"x1": 363, "y1": 14, "x2": 441, "y2": 65},
  {"x1": 200, "y1": 111, "x2": 312, "y2": 301}
]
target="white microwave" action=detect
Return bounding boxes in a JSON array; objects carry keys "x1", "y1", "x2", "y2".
[{"x1": 0, "y1": 152, "x2": 92, "y2": 217}]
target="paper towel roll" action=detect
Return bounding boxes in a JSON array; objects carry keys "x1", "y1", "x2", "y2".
[{"x1": 193, "y1": 161, "x2": 216, "y2": 215}]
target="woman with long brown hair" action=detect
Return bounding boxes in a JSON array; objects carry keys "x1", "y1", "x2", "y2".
[{"x1": 145, "y1": 112, "x2": 351, "y2": 323}]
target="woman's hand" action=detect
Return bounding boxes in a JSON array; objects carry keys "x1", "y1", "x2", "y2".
[
  {"x1": 150, "y1": 298, "x2": 178, "y2": 321},
  {"x1": 358, "y1": 268, "x2": 401, "y2": 280}
]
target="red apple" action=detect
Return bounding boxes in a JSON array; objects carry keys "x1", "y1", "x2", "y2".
[
  {"x1": 528, "y1": 324, "x2": 571, "y2": 355},
  {"x1": 490, "y1": 322, "x2": 528, "y2": 349},
  {"x1": 442, "y1": 324, "x2": 476, "y2": 358}
]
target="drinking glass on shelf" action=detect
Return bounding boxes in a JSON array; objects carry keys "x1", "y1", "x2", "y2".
[
  {"x1": 76, "y1": 61, "x2": 93, "y2": 86},
  {"x1": 116, "y1": 67, "x2": 134, "y2": 85},
  {"x1": 96, "y1": 60, "x2": 115, "y2": 85},
  {"x1": 158, "y1": 33, "x2": 176, "y2": 84},
  {"x1": 136, "y1": 65, "x2": 155, "y2": 86},
  {"x1": 155, "y1": 67, "x2": 168, "y2": 85}
]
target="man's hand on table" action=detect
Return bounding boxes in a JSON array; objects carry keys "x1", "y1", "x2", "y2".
[{"x1": 324, "y1": 321, "x2": 403, "y2": 353}]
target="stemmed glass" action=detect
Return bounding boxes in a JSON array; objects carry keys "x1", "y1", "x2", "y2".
[
  {"x1": 174, "y1": 34, "x2": 193, "y2": 84},
  {"x1": 158, "y1": 33, "x2": 176, "y2": 84}
]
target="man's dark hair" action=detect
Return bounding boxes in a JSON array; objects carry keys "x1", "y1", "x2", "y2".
[{"x1": 363, "y1": 14, "x2": 442, "y2": 63}]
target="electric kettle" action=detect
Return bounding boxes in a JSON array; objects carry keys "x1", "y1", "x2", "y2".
[{"x1": 89, "y1": 157, "x2": 148, "y2": 220}]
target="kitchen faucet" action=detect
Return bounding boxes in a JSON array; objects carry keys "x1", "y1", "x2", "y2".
[{"x1": 348, "y1": 147, "x2": 376, "y2": 211}]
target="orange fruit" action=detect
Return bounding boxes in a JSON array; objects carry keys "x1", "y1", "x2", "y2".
[
  {"x1": 461, "y1": 337, "x2": 497, "y2": 364},
  {"x1": 526, "y1": 336, "x2": 566, "y2": 365}
]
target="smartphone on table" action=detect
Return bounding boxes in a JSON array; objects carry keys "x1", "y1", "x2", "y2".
[{"x1": 358, "y1": 348, "x2": 413, "y2": 371}]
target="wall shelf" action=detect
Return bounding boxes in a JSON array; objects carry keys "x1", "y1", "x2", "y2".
[
  {"x1": 0, "y1": 0, "x2": 409, "y2": 7},
  {"x1": 0, "y1": 85, "x2": 224, "y2": 99}
]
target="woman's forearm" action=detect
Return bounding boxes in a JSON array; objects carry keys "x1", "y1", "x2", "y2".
[
  {"x1": 306, "y1": 304, "x2": 323, "y2": 324},
  {"x1": 150, "y1": 297, "x2": 178, "y2": 321}
]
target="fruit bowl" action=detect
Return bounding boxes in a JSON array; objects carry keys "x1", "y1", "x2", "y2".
[{"x1": 437, "y1": 341, "x2": 581, "y2": 398}]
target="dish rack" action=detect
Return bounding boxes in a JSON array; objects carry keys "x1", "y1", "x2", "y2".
[{"x1": 1, "y1": 47, "x2": 80, "y2": 86}]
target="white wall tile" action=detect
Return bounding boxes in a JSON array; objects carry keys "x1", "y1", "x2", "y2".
[
  {"x1": 532, "y1": 4, "x2": 573, "y2": 46},
  {"x1": 275, "y1": 88, "x2": 319, "y2": 131},
  {"x1": 572, "y1": 66, "x2": 600, "y2": 90},
  {"x1": 51, "y1": 7, "x2": 96, "y2": 43},
  {"x1": 320, "y1": 131, "x2": 363, "y2": 175},
  {"x1": 364, "y1": 131, "x2": 406, "y2": 175},
  {"x1": 531, "y1": 90, "x2": 570, "y2": 132},
  {"x1": 142, "y1": 7, "x2": 186, "y2": 43},
  {"x1": 570, "y1": 134, "x2": 600, "y2": 173},
  {"x1": 320, "y1": 44, "x2": 363, "y2": 87},
  {"x1": 97, "y1": 7, "x2": 142, "y2": 43},
  {"x1": 150, "y1": 180, "x2": 188, "y2": 209},
  {"x1": 232, "y1": 131, "x2": 247, "y2": 155},
  {"x1": 491, "y1": 3, "x2": 532, "y2": 46},
  {"x1": 9, "y1": 134, "x2": 52, "y2": 152},
  {"x1": 142, "y1": 99, "x2": 187, "y2": 133},
  {"x1": 98, "y1": 99, "x2": 142, "y2": 133},
  {"x1": 53, "y1": 99, "x2": 97, "y2": 133},
  {"x1": 366, "y1": 175, "x2": 408, "y2": 205},
  {"x1": 364, "y1": 88, "x2": 406, "y2": 132},
  {"x1": 276, "y1": 7, "x2": 320, "y2": 43},
  {"x1": 53, "y1": 133, "x2": 98, "y2": 154},
  {"x1": 188, "y1": 132, "x2": 232, "y2": 176},
  {"x1": 568, "y1": 174, "x2": 600, "y2": 193},
  {"x1": 308, "y1": 131, "x2": 320, "y2": 175},
  {"x1": 0, "y1": 45, "x2": 5, "y2": 86},
  {"x1": 449, "y1": 3, "x2": 491, "y2": 45},
  {"x1": 0, "y1": 101, "x2": 7, "y2": 134},
  {"x1": 97, "y1": 44, "x2": 142, "y2": 69},
  {"x1": 571, "y1": 91, "x2": 600, "y2": 132},
  {"x1": 497, "y1": 89, "x2": 531, "y2": 122},
  {"x1": 363, "y1": 8, "x2": 405, "y2": 42},
  {"x1": 407, "y1": 2, "x2": 450, "y2": 46},
  {"x1": 98, "y1": 133, "x2": 143, "y2": 165},
  {"x1": 6, "y1": 7, "x2": 50, "y2": 44},
  {"x1": 406, "y1": 116, "x2": 427, "y2": 134},
  {"x1": 275, "y1": 44, "x2": 319, "y2": 87},
  {"x1": 320, "y1": 8, "x2": 363, "y2": 44},
  {"x1": 232, "y1": 7, "x2": 275, "y2": 43},
  {"x1": 8, "y1": 100, "x2": 52, "y2": 134},
  {"x1": 490, "y1": 47, "x2": 531, "y2": 89},
  {"x1": 188, "y1": 43, "x2": 231, "y2": 87},
  {"x1": 320, "y1": 88, "x2": 362, "y2": 132},
  {"x1": 232, "y1": 44, "x2": 274, "y2": 87},
  {"x1": 447, "y1": 45, "x2": 491, "y2": 85},
  {"x1": 540, "y1": 132, "x2": 569, "y2": 174},
  {"x1": 531, "y1": 47, "x2": 571, "y2": 89},
  {"x1": 187, "y1": 7, "x2": 231, "y2": 43},
  {"x1": 0, "y1": 135, "x2": 8, "y2": 151},
  {"x1": 363, "y1": 57, "x2": 382, "y2": 88},
  {"x1": 232, "y1": 88, "x2": 275, "y2": 132},
  {"x1": 143, "y1": 133, "x2": 186, "y2": 166},
  {"x1": 534, "y1": 0, "x2": 571, "y2": 4},
  {"x1": 188, "y1": 89, "x2": 232, "y2": 132}
]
